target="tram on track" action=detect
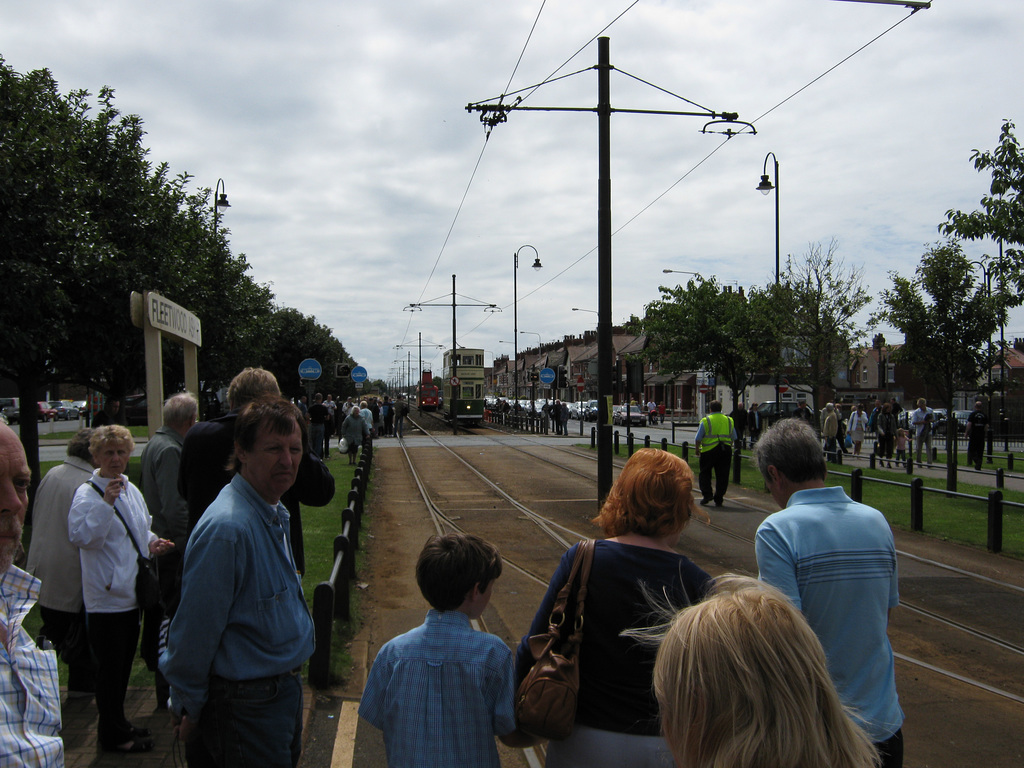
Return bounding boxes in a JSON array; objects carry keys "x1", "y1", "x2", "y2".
[
  {"x1": 418, "y1": 370, "x2": 439, "y2": 411},
  {"x1": 442, "y1": 348, "x2": 485, "y2": 425}
]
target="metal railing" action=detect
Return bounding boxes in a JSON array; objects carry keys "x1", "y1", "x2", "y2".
[{"x1": 308, "y1": 438, "x2": 373, "y2": 689}]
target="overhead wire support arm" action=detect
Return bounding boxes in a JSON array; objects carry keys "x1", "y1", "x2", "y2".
[{"x1": 465, "y1": 36, "x2": 753, "y2": 505}]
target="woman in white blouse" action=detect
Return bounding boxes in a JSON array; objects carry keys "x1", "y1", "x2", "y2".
[{"x1": 68, "y1": 425, "x2": 173, "y2": 753}]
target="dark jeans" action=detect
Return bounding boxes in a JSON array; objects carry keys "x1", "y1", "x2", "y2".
[
  {"x1": 309, "y1": 424, "x2": 325, "y2": 459},
  {"x1": 86, "y1": 609, "x2": 141, "y2": 749},
  {"x1": 201, "y1": 671, "x2": 304, "y2": 768},
  {"x1": 699, "y1": 444, "x2": 731, "y2": 504},
  {"x1": 39, "y1": 605, "x2": 96, "y2": 694},
  {"x1": 876, "y1": 728, "x2": 904, "y2": 768},
  {"x1": 967, "y1": 438, "x2": 985, "y2": 470}
]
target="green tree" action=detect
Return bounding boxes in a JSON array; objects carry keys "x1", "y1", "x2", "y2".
[
  {"x1": 261, "y1": 307, "x2": 349, "y2": 400},
  {"x1": 642, "y1": 277, "x2": 782, "y2": 412},
  {"x1": 782, "y1": 240, "x2": 871, "y2": 411},
  {"x1": 941, "y1": 120, "x2": 1024, "y2": 298},
  {"x1": 872, "y1": 240, "x2": 998, "y2": 490},
  {"x1": 0, "y1": 59, "x2": 96, "y2": 491}
]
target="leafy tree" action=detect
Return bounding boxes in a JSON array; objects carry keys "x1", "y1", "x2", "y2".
[
  {"x1": 872, "y1": 240, "x2": 998, "y2": 490},
  {"x1": 642, "y1": 277, "x2": 783, "y2": 412},
  {"x1": 782, "y1": 240, "x2": 871, "y2": 411},
  {"x1": 0, "y1": 59, "x2": 96, "y2": 490},
  {"x1": 941, "y1": 120, "x2": 1024, "y2": 299},
  {"x1": 261, "y1": 307, "x2": 349, "y2": 400}
]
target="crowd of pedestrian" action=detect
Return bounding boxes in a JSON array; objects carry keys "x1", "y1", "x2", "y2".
[{"x1": 10, "y1": 372, "x2": 992, "y2": 768}]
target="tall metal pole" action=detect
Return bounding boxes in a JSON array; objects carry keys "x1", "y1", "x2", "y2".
[
  {"x1": 597, "y1": 37, "x2": 614, "y2": 506},
  {"x1": 452, "y1": 274, "x2": 458, "y2": 436},
  {"x1": 514, "y1": 253, "x2": 519, "y2": 404}
]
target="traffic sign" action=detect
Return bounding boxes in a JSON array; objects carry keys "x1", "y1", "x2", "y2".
[
  {"x1": 351, "y1": 365, "x2": 368, "y2": 383},
  {"x1": 450, "y1": 376, "x2": 461, "y2": 387},
  {"x1": 539, "y1": 367, "x2": 556, "y2": 385},
  {"x1": 298, "y1": 358, "x2": 322, "y2": 380},
  {"x1": 576, "y1": 375, "x2": 585, "y2": 393},
  {"x1": 698, "y1": 384, "x2": 711, "y2": 394},
  {"x1": 779, "y1": 378, "x2": 789, "y2": 394}
]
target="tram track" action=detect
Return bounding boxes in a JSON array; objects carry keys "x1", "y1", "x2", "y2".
[{"x1": 393, "y1": 423, "x2": 1024, "y2": 707}]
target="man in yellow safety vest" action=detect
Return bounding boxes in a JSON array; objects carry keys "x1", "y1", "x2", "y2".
[{"x1": 695, "y1": 400, "x2": 738, "y2": 507}]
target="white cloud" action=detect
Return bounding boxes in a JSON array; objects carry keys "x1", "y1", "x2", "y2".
[{"x1": 4, "y1": 0, "x2": 1022, "y2": 385}]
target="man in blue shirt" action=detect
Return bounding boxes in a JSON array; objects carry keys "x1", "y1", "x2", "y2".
[
  {"x1": 161, "y1": 397, "x2": 315, "y2": 768},
  {"x1": 359, "y1": 533, "x2": 532, "y2": 767},
  {"x1": 752, "y1": 419, "x2": 904, "y2": 768}
]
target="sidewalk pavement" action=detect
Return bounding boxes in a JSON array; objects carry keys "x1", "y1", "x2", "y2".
[{"x1": 60, "y1": 684, "x2": 316, "y2": 767}]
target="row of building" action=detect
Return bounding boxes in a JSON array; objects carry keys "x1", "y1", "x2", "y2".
[{"x1": 482, "y1": 328, "x2": 1024, "y2": 424}]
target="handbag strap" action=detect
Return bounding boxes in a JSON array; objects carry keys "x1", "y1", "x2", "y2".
[
  {"x1": 88, "y1": 481, "x2": 147, "y2": 560},
  {"x1": 548, "y1": 539, "x2": 595, "y2": 637}
]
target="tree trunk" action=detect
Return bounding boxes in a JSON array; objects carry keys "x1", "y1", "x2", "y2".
[{"x1": 16, "y1": 374, "x2": 41, "y2": 523}]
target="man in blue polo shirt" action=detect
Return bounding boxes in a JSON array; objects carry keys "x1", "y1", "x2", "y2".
[{"x1": 752, "y1": 419, "x2": 904, "y2": 768}]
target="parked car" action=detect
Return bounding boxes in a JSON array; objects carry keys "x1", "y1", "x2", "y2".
[
  {"x1": 0, "y1": 398, "x2": 17, "y2": 424},
  {"x1": 50, "y1": 400, "x2": 80, "y2": 421},
  {"x1": 37, "y1": 401, "x2": 58, "y2": 422},
  {"x1": 71, "y1": 400, "x2": 88, "y2": 414},
  {"x1": 756, "y1": 400, "x2": 815, "y2": 426},
  {"x1": 123, "y1": 394, "x2": 149, "y2": 426},
  {"x1": 612, "y1": 404, "x2": 647, "y2": 426}
]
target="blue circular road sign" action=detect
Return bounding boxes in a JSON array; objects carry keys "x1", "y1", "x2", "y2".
[
  {"x1": 351, "y1": 365, "x2": 369, "y2": 383},
  {"x1": 539, "y1": 367, "x2": 556, "y2": 385},
  {"x1": 298, "y1": 358, "x2": 322, "y2": 380}
]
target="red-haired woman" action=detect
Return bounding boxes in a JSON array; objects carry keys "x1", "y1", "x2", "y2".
[{"x1": 515, "y1": 448, "x2": 712, "y2": 767}]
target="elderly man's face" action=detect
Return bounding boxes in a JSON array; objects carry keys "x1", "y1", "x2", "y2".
[
  {"x1": 0, "y1": 425, "x2": 30, "y2": 572},
  {"x1": 236, "y1": 420, "x2": 303, "y2": 505}
]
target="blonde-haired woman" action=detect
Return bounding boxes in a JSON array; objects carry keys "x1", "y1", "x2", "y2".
[
  {"x1": 654, "y1": 575, "x2": 878, "y2": 768},
  {"x1": 516, "y1": 448, "x2": 712, "y2": 767},
  {"x1": 68, "y1": 425, "x2": 174, "y2": 753}
]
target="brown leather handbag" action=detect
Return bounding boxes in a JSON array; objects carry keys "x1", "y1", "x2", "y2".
[{"x1": 515, "y1": 539, "x2": 595, "y2": 740}]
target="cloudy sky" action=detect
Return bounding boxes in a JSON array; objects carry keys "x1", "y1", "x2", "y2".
[{"x1": 4, "y1": 0, "x2": 1023, "y2": 386}]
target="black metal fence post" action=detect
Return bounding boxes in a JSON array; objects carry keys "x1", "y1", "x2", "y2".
[
  {"x1": 732, "y1": 445, "x2": 742, "y2": 484},
  {"x1": 660, "y1": 437, "x2": 668, "y2": 451},
  {"x1": 627, "y1": 431, "x2": 635, "y2": 456},
  {"x1": 987, "y1": 490, "x2": 1003, "y2": 553},
  {"x1": 910, "y1": 478, "x2": 924, "y2": 531},
  {"x1": 851, "y1": 468, "x2": 863, "y2": 502}
]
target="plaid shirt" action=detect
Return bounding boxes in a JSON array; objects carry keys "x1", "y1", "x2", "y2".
[
  {"x1": 0, "y1": 566, "x2": 64, "y2": 767},
  {"x1": 359, "y1": 610, "x2": 516, "y2": 768}
]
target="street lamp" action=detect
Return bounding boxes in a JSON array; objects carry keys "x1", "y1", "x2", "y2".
[
  {"x1": 213, "y1": 178, "x2": 231, "y2": 234},
  {"x1": 514, "y1": 246, "x2": 542, "y2": 402},
  {"x1": 571, "y1": 307, "x2": 598, "y2": 314},
  {"x1": 662, "y1": 269, "x2": 701, "y2": 278},
  {"x1": 758, "y1": 152, "x2": 782, "y2": 419}
]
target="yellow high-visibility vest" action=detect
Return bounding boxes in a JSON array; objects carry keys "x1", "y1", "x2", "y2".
[{"x1": 700, "y1": 412, "x2": 734, "y2": 451}]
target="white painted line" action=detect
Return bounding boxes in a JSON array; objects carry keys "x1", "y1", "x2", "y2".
[{"x1": 331, "y1": 701, "x2": 360, "y2": 768}]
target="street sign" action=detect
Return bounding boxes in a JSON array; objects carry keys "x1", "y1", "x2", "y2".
[
  {"x1": 698, "y1": 384, "x2": 711, "y2": 394},
  {"x1": 539, "y1": 367, "x2": 556, "y2": 385},
  {"x1": 576, "y1": 378, "x2": 585, "y2": 393},
  {"x1": 336, "y1": 363, "x2": 351, "y2": 379},
  {"x1": 779, "y1": 378, "x2": 789, "y2": 394},
  {"x1": 298, "y1": 358, "x2": 322, "y2": 380},
  {"x1": 450, "y1": 376, "x2": 461, "y2": 387},
  {"x1": 351, "y1": 365, "x2": 369, "y2": 383}
]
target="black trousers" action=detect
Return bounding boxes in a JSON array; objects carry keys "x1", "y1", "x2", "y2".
[
  {"x1": 699, "y1": 444, "x2": 731, "y2": 504},
  {"x1": 86, "y1": 609, "x2": 141, "y2": 749},
  {"x1": 39, "y1": 605, "x2": 97, "y2": 694},
  {"x1": 876, "y1": 728, "x2": 904, "y2": 768}
]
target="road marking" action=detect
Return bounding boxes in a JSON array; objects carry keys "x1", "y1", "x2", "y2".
[{"x1": 331, "y1": 701, "x2": 360, "y2": 768}]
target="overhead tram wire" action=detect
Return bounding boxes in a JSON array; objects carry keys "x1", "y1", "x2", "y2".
[
  {"x1": 401, "y1": 0, "x2": 554, "y2": 347},
  {"x1": 463, "y1": 4, "x2": 928, "y2": 340},
  {"x1": 403, "y1": 2, "x2": 634, "y2": 346}
]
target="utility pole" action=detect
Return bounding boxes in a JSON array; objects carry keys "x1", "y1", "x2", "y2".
[{"x1": 468, "y1": 36, "x2": 749, "y2": 505}]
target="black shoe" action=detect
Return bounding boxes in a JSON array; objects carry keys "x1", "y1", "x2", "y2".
[
  {"x1": 699, "y1": 499, "x2": 712, "y2": 506},
  {"x1": 714, "y1": 500, "x2": 724, "y2": 507}
]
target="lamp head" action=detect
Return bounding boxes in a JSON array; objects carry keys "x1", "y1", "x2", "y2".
[
  {"x1": 756, "y1": 174, "x2": 774, "y2": 195},
  {"x1": 532, "y1": 256, "x2": 543, "y2": 270}
]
